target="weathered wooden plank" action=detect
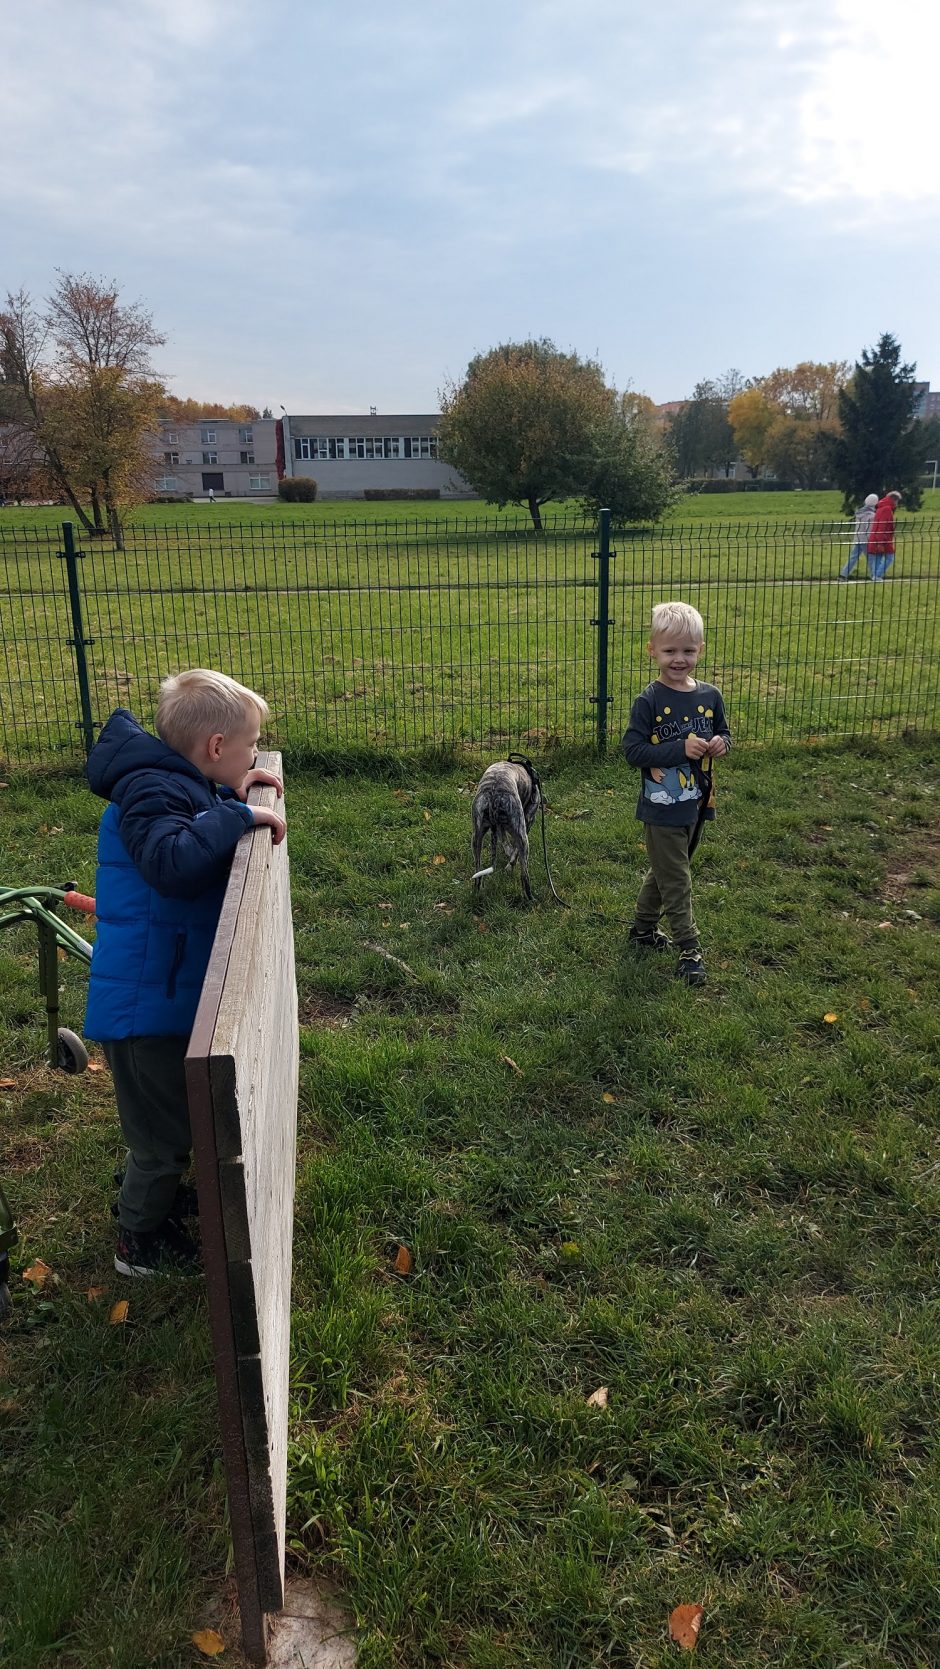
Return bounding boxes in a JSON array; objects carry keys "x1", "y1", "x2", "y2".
[{"x1": 186, "y1": 753, "x2": 298, "y2": 1659}]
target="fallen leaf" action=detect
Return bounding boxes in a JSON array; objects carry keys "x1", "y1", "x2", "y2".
[
  {"x1": 394, "y1": 1245, "x2": 413, "y2": 1275},
  {"x1": 109, "y1": 1300, "x2": 129, "y2": 1324},
  {"x1": 560, "y1": 1241, "x2": 581, "y2": 1257},
  {"x1": 501, "y1": 1055, "x2": 524, "y2": 1077},
  {"x1": 859, "y1": 998, "x2": 871, "y2": 1011},
  {"x1": 669, "y1": 1603, "x2": 704, "y2": 1650},
  {"x1": 475, "y1": 919, "x2": 490, "y2": 934},
  {"x1": 0, "y1": 1398, "x2": 21, "y2": 1418},
  {"x1": 392, "y1": 789, "x2": 410, "y2": 800},
  {"x1": 378, "y1": 901, "x2": 393, "y2": 909},
  {"x1": 22, "y1": 1260, "x2": 52, "y2": 1287},
  {"x1": 432, "y1": 854, "x2": 446, "y2": 865},
  {"x1": 586, "y1": 1386, "x2": 609, "y2": 1408},
  {"x1": 86, "y1": 1287, "x2": 106, "y2": 1303},
  {"x1": 0, "y1": 1079, "x2": 16, "y2": 1090},
  {"x1": 823, "y1": 1012, "x2": 838, "y2": 1024},
  {"x1": 192, "y1": 1629, "x2": 226, "y2": 1657},
  {"x1": 423, "y1": 810, "x2": 431, "y2": 822},
  {"x1": 877, "y1": 920, "x2": 893, "y2": 930},
  {"x1": 602, "y1": 1092, "x2": 617, "y2": 1104},
  {"x1": 0, "y1": 782, "x2": 8, "y2": 789},
  {"x1": 87, "y1": 1060, "x2": 105, "y2": 1073}
]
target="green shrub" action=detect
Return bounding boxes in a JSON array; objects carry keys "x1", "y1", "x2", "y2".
[
  {"x1": 149, "y1": 492, "x2": 193, "y2": 503},
  {"x1": 362, "y1": 488, "x2": 441, "y2": 501},
  {"x1": 279, "y1": 476, "x2": 318, "y2": 502}
]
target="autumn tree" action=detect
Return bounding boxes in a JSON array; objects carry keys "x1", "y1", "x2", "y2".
[
  {"x1": 666, "y1": 375, "x2": 743, "y2": 478},
  {"x1": 729, "y1": 361, "x2": 849, "y2": 488},
  {"x1": 828, "y1": 333, "x2": 933, "y2": 511},
  {"x1": 578, "y1": 390, "x2": 678, "y2": 523},
  {"x1": 439, "y1": 339, "x2": 672, "y2": 529},
  {"x1": 158, "y1": 396, "x2": 261, "y2": 423},
  {"x1": 0, "y1": 274, "x2": 166, "y2": 535}
]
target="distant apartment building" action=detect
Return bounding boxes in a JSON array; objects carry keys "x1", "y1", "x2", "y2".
[
  {"x1": 913, "y1": 382, "x2": 940, "y2": 421},
  {"x1": 282, "y1": 413, "x2": 471, "y2": 498},
  {"x1": 154, "y1": 417, "x2": 278, "y2": 497}
]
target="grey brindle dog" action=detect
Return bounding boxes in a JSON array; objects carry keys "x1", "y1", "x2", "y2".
[{"x1": 470, "y1": 760, "x2": 541, "y2": 900}]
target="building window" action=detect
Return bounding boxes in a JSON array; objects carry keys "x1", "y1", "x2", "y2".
[
  {"x1": 248, "y1": 474, "x2": 271, "y2": 491},
  {"x1": 202, "y1": 450, "x2": 218, "y2": 465},
  {"x1": 164, "y1": 430, "x2": 179, "y2": 444},
  {"x1": 295, "y1": 436, "x2": 315, "y2": 460},
  {"x1": 239, "y1": 427, "x2": 253, "y2": 445},
  {"x1": 240, "y1": 451, "x2": 255, "y2": 465},
  {"x1": 164, "y1": 451, "x2": 180, "y2": 465},
  {"x1": 201, "y1": 428, "x2": 217, "y2": 444},
  {"x1": 157, "y1": 474, "x2": 180, "y2": 491},
  {"x1": 384, "y1": 437, "x2": 401, "y2": 458},
  {"x1": 404, "y1": 436, "x2": 438, "y2": 459}
]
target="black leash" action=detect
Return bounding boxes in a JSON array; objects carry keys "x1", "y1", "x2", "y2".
[{"x1": 507, "y1": 754, "x2": 569, "y2": 908}]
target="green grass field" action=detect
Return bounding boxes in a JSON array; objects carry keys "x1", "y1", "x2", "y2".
[
  {"x1": 2, "y1": 498, "x2": 939, "y2": 767},
  {"x1": 2, "y1": 740, "x2": 940, "y2": 1666},
  {"x1": 3, "y1": 488, "x2": 940, "y2": 531}
]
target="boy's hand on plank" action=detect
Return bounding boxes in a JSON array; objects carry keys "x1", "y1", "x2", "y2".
[
  {"x1": 684, "y1": 734, "x2": 709, "y2": 759},
  {"x1": 251, "y1": 806, "x2": 287, "y2": 845},
  {"x1": 239, "y1": 766, "x2": 284, "y2": 798}
]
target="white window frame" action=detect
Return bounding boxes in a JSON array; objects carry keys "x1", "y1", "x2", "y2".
[
  {"x1": 238, "y1": 427, "x2": 254, "y2": 445},
  {"x1": 240, "y1": 450, "x2": 255, "y2": 465},
  {"x1": 201, "y1": 428, "x2": 217, "y2": 445},
  {"x1": 202, "y1": 450, "x2": 218, "y2": 465},
  {"x1": 248, "y1": 473, "x2": 271, "y2": 491},
  {"x1": 164, "y1": 430, "x2": 179, "y2": 445}
]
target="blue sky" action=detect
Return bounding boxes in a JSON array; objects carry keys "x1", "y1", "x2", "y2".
[{"x1": 4, "y1": 0, "x2": 936, "y2": 412}]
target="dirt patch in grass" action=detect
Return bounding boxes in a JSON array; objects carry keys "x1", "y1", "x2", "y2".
[
  {"x1": 881, "y1": 824, "x2": 940, "y2": 905},
  {"x1": 299, "y1": 991, "x2": 359, "y2": 1028}
]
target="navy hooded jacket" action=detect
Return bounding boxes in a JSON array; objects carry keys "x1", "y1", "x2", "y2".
[{"x1": 84, "y1": 709, "x2": 255, "y2": 1041}]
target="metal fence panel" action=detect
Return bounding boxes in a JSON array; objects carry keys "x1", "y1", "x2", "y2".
[{"x1": 1, "y1": 513, "x2": 938, "y2": 764}]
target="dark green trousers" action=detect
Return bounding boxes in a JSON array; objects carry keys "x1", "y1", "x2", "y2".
[
  {"x1": 103, "y1": 1036, "x2": 191, "y2": 1232},
  {"x1": 634, "y1": 820, "x2": 706, "y2": 950}
]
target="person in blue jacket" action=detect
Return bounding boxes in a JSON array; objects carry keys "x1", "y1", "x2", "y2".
[{"x1": 85, "y1": 669, "x2": 286, "y2": 1277}]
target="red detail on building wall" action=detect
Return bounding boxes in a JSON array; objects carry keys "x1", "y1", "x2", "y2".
[{"x1": 275, "y1": 420, "x2": 285, "y2": 480}]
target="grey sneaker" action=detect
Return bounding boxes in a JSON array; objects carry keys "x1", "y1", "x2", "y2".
[
  {"x1": 114, "y1": 1218, "x2": 201, "y2": 1278},
  {"x1": 676, "y1": 949, "x2": 707, "y2": 986},
  {"x1": 629, "y1": 925, "x2": 671, "y2": 951}
]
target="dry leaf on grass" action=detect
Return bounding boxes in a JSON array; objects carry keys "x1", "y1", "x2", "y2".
[
  {"x1": 109, "y1": 1300, "x2": 129, "y2": 1324},
  {"x1": 586, "y1": 1386, "x2": 609, "y2": 1408},
  {"x1": 602, "y1": 1092, "x2": 617, "y2": 1104},
  {"x1": 0, "y1": 1079, "x2": 17, "y2": 1090},
  {"x1": 669, "y1": 1603, "x2": 704, "y2": 1650},
  {"x1": 823, "y1": 1012, "x2": 838, "y2": 1024},
  {"x1": 86, "y1": 1287, "x2": 106, "y2": 1303},
  {"x1": 192, "y1": 1629, "x2": 226, "y2": 1656},
  {"x1": 501, "y1": 1056, "x2": 523, "y2": 1077},
  {"x1": 877, "y1": 920, "x2": 893, "y2": 930},
  {"x1": 394, "y1": 1245, "x2": 413, "y2": 1275},
  {"x1": 432, "y1": 854, "x2": 446, "y2": 865},
  {"x1": 22, "y1": 1260, "x2": 52, "y2": 1287},
  {"x1": 475, "y1": 919, "x2": 490, "y2": 934},
  {"x1": 423, "y1": 810, "x2": 431, "y2": 822}
]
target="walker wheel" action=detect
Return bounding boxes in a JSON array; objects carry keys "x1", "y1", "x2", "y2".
[{"x1": 56, "y1": 1028, "x2": 89, "y2": 1074}]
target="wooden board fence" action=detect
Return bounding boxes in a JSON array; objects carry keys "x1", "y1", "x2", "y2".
[{"x1": 186, "y1": 755, "x2": 298, "y2": 1665}]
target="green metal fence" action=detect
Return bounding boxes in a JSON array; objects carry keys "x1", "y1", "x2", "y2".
[{"x1": 1, "y1": 511, "x2": 938, "y2": 765}]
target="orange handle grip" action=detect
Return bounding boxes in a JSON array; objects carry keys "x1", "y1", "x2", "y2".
[{"x1": 62, "y1": 890, "x2": 96, "y2": 914}]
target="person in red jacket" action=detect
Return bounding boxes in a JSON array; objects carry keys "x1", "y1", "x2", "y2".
[{"x1": 867, "y1": 490, "x2": 902, "y2": 580}]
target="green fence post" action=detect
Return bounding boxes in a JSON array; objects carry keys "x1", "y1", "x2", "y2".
[
  {"x1": 59, "y1": 522, "x2": 96, "y2": 757},
  {"x1": 591, "y1": 507, "x2": 614, "y2": 753}
]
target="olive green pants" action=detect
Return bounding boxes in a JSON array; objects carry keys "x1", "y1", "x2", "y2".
[
  {"x1": 103, "y1": 1036, "x2": 191, "y2": 1232},
  {"x1": 634, "y1": 820, "x2": 706, "y2": 950}
]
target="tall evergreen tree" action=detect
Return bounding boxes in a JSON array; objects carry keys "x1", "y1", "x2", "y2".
[{"x1": 829, "y1": 333, "x2": 930, "y2": 511}]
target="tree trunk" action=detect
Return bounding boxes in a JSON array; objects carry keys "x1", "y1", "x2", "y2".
[
  {"x1": 90, "y1": 487, "x2": 106, "y2": 533},
  {"x1": 526, "y1": 494, "x2": 543, "y2": 532}
]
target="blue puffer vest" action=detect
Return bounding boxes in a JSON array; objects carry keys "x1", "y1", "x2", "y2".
[{"x1": 84, "y1": 710, "x2": 254, "y2": 1042}]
